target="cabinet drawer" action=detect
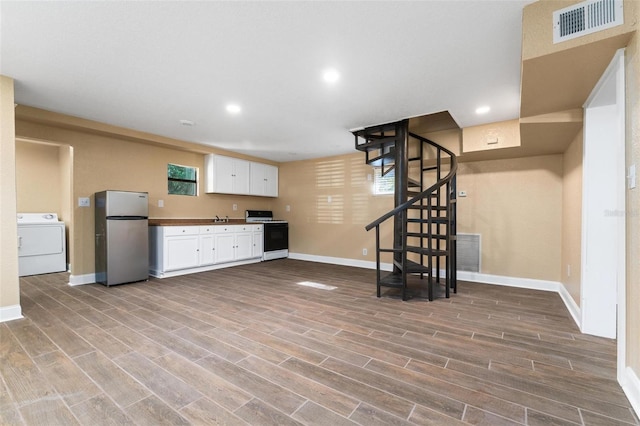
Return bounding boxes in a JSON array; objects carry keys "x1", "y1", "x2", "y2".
[
  {"x1": 235, "y1": 224, "x2": 259, "y2": 233},
  {"x1": 199, "y1": 225, "x2": 216, "y2": 234},
  {"x1": 163, "y1": 226, "x2": 199, "y2": 236},
  {"x1": 213, "y1": 225, "x2": 238, "y2": 234}
]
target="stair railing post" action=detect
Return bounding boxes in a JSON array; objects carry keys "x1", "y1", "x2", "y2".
[
  {"x1": 375, "y1": 225, "x2": 381, "y2": 297},
  {"x1": 445, "y1": 178, "x2": 451, "y2": 299},
  {"x1": 451, "y1": 174, "x2": 458, "y2": 294},
  {"x1": 393, "y1": 121, "x2": 409, "y2": 299}
]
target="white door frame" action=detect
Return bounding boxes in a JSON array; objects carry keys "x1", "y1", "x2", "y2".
[{"x1": 581, "y1": 49, "x2": 626, "y2": 377}]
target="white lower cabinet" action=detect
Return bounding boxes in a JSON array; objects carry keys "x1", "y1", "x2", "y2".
[
  {"x1": 150, "y1": 224, "x2": 263, "y2": 278},
  {"x1": 213, "y1": 225, "x2": 258, "y2": 263},
  {"x1": 253, "y1": 230, "x2": 263, "y2": 258},
  {"x1": 199, "y1": 226, "x2": 216, "y2": 266},
  {"x1": 213, "y1": 233, "x2": 235, "y2": 264},
  {"x1": 165, "y1": 235, "x2": 200, "y2": 271}
]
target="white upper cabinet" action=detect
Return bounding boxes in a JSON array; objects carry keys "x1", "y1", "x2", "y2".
[
  {"x1": 249, "y1": 162, "x2": 278, "y2": 197},
  {"x1": 205, "y1": 154, "x2": 250, "y2": 194},
  {"x1": 205, "y1": 154, "x2": 278, "y2": 197}
]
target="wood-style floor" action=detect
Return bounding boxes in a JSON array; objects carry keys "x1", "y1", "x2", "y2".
[{"x1": 1, "y1": 259, "x2": 637, "y2": 425}]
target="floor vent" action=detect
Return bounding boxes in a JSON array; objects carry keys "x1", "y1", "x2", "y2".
[
  {"x1": 457, "y1": 233, "x2": 480, "y2": 273},
  {"x1": 553, "y1": 0, "x2": 623, "y2": 44}
]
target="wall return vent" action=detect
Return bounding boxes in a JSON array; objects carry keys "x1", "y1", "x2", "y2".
[
  {"x1": 456, "y1": 233, "x2": 481, "y2": 273},
  {"x1": 553, "y1": 0, "x2": 623, "y2": 44}
]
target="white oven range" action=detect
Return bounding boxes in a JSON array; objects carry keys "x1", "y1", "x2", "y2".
[{"x1": 245, "y1": 210, "x2": 288, "y2": 260}]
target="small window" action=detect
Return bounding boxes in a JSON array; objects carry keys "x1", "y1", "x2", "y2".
[
  {"x1": 168, "y1": 164, "x2": 197, "y2": 196},
  {"x1": 373, "y1": 167, "x2": 394, "y2": 195}
]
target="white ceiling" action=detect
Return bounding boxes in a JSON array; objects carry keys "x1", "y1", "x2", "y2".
[{"x1": 1, "y1": 1, "x2": 532, "y2": 162}]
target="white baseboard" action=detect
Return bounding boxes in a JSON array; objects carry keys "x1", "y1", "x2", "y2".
[
  {"x1": 288, "y1": 253, "x2": 580, "y2": 329},
  {"x1": 457, "y1": 271, "x2": 580, "y2": 330},
  {"x1": 457, "y1": 270, "x2": 560, "y2": 292},
  {"x1": 557, "y1": 282, "x2": 582, "y2": 330},
  {"x1": 0, "y1": 304, "x2": 23, "y2": 323},
  {"x1": 68, "y1": 273, "x2": 96, "y2": 286},
  {"x1": 288, "y1": 252, "x2": 393, "y2": 272},
  {"x1": 150, "y1": 258, "x2": 262, "y2": 279},
  {"x1": 622, "y1": 367, "x2": 640, "y2": 419}
]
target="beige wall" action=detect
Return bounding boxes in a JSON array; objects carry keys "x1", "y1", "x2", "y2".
[
  {"x1": 15, "y1": 141, "x2": 62, "y2": 214},
  {"x1": 0, "y1": 76, "x2": 20, "y2": 314},
  {"x1": 625, "y1": 16, "x2": 640, "y2": 382},
  {"x1": 561, "y1": 130, "x2": 583, "y2": 304},
  {"x1": 456, "y1": 155, "x2": 563, "y2": 281},
  {"x1": 522, "y1": 0, "x2": 638, "y2": 61},
  {"x1": 276, "y1": 151, "x2": 564, "y2": 282},
  {"x1": 15, "y1": 118, "x2": 276, "y2": 277},
  {"x1": 274, "y1": 153, "x2": 394, "y2": 262}
]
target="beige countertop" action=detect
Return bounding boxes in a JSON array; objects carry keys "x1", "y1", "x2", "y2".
[{"x1": 149, "y1": 218, "x2": 249, "y2": 226}]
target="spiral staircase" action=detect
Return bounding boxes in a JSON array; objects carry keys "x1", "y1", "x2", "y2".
[{"x1": 354, "y1": 119, "x2": 458, "y2": 301}]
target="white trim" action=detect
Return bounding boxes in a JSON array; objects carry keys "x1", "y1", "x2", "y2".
[
  {"x1": 150, "y1": 257, "x2": 262, "y2": 279},
  {"x1": 621, "y1": 367, "x2": 640, "y2": 419},
  {"x1": 0, "y1": 305, "x2": 23, "y2": 323},
  {"x1": 289, "y1": 253, "x2": 582, "y2": 330},
  {"x1": 457, "y1": 271, "x2": 582, "y2": 329},
  {"x1": 582, "y1": 48, "x2": 626, "y2": 362},
  {"x1": 612, "y1": 48, "x2": 627, "y2": 385},
  {"x1": 456, "y1": 271, "x2": 559, "y2": 292},
  {"x1": 68, "y1": 273, "x2": 96, "y2": 286},
  {"x1": 557, "y1": 283, "x2": 582, "y2": 330},
  {"x1": 289, "y1": 252, "x2": 393, "y2": 272}
]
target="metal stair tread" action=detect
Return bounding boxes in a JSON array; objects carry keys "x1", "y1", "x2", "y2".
[
  {"x1": 407, "y1": 217, "x2": 449, "y2": 224},
  {"x1": 406, "y1": 246, "x2": 448, "y2": 256},
  {"x1": 355, "y1": 136, "x2": 397, "y2": 153},
  {"x1": 408, "y1": 205, "x2": 448, "y2": 210},
  {"x1": 378, "y1": 273, "x2": 405, "y2": 288},
  {"x1": 406, "y1": 232, "x2": 449, "y2": 239},
  {"x1": 393, "y1": 259, "x2": 431, "y2": 273}
]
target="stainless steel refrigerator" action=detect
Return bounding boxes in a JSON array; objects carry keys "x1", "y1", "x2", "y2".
[{"x1": 95, "y1": 190, "x2": 149, "y2": 286}]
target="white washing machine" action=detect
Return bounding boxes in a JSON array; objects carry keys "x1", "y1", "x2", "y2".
[{"x1": 17, "y1": 213, "x2": 67, "y2": 277}]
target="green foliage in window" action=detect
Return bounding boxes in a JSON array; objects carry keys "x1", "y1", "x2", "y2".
[{"x1": 168, "y1": 164, "x2": 197, "y2": 196}]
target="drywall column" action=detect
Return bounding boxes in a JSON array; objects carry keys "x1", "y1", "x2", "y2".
[
  {"x1": 0, "y1": 76, "x2": 22, "y2": 322},
  {"x1": 624, "y1": 10, "x2": 640, "y2": 412}
]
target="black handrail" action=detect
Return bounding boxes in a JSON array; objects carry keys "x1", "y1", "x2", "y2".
[{"x1": 364, "y1": 132, "x2": 458, "y2": 231}]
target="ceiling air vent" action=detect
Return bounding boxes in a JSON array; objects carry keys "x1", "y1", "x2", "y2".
[{"x1": 553, "y1": 0, "x2": 623, "y2": 44}]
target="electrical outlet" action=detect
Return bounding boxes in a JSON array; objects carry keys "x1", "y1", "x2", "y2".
[
  {"x1": 158, "y1": 199, "x2": 164, "y2": 208},
  {"x1": 232, "y1": 204, "x2": 238, "y2": 211},
  {"x1": 286, "y1": 205, "x2": 291, "y2": 212},
  {"x1": 362, "y1": 248, "x2": 368, "y2": 256},
  {"x1": 78, "y1": 197, "x2": 90, "y2": 207},
  {"x1": 327, "y1": 196, "x2": 332, "y2": 203}
]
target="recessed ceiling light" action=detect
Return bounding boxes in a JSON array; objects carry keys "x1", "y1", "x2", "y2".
[
  {"x1": 323, "y1": 68, "x2": 340, "y2": 84},
  {"x1": 179, "y1": 119, "x2": 195, "y2": 126},
  {"x1": 226, "y1": 104, "x2": 241, "y2": 114},
  {"x1": 475, "y1": 106, "x2": 491, "y2": 114}
]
